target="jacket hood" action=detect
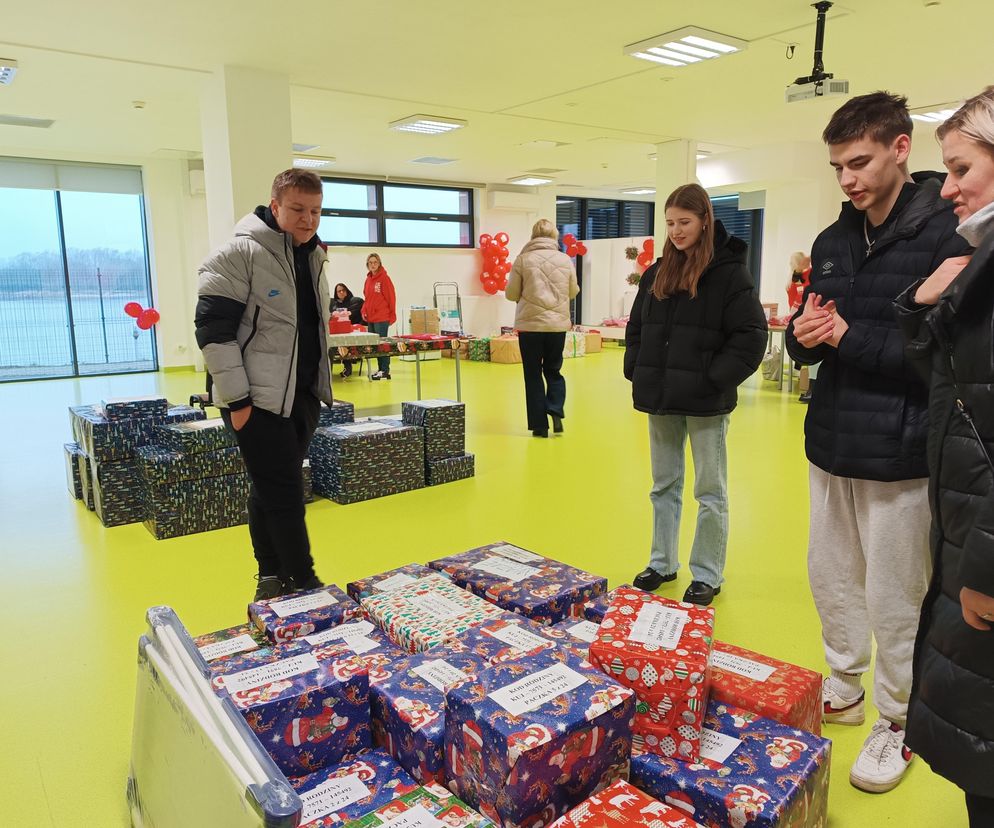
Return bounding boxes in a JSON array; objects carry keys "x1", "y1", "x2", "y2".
[
  {"x1": 650, "y1": 220, "x2": 748, "y2": 273},
  {"x1": 520, "y1": 236, "x2": 560, "y2": 255},
  {"x1": 243, "y1": 206, "x2": 322, "y2": 256}
]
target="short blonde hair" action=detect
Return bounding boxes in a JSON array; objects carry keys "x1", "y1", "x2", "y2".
[
  {"x1": 937, "y1": 86, "x2": 994, "y2": 152},
  {"x1": 789, "y1": 251, "x2": 809, "y2": 272},
  {"x1": 531, "y1": 219, "x2": 559, "y2": 241}
]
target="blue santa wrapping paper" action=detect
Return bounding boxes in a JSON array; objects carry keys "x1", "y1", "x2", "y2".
[
  {"x1": 193, "y1": 622, "x2": 269, "y2": 666},
  {"x1": 545, "y1": 618, "x2": 603, "y2": 660},
  {"x1": 211, "y1": 650, "x2": 372, "y2": 777},
  {"x1": 445, "y1": 648, "x2": 635, "y2": 827},
  {"x1": 630, "y1": 701, "x2": 831, "y2": 828},
  {"x1": 427, "y1": 541, "x2": 607, "y2": 626},
  {"x1": 582, "y1": 585, "x2": 639, "y2": 623},
  {"x1": 447, "y1": 616, "x2": 560, "y2": 664},
  {"x1": 346, "y1": 564, "x2": 441, "y2": 603},
  {"x1": 290, "y1": 750, "x2": 420, "y2": 827},
  {"x1": 250, "y1": 584, "x2": 364, "y2": 644}
]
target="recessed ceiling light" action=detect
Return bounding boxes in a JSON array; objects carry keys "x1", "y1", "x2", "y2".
[
  {"x1": 293, "y1": 157, "x2": 335, "y2": 169},
  {"x1": 625, "y1": 27, "x2": 747, "y2": 67},
  {"x1": 910, "y1": 106, "x2": 959, "y2": 124},
  {"x1": 508, "y1": 175, "x2": 554, "y2": 186},
  {"x1": 621, "y1": 188, "x2": 656, "y2": 195},
  {"x1": 0, "y1": 113, "x2": 54, "y2": 128},
  {"x1": 292, "y1": 143, "x2": 320, "y2": 153},
  {"x1": 0, "y1": 59, "x2": 18, "y2": 86},
  {"x1": 410, "y1": 156, "x2": 457, "y2": 165},
  {"x1": 519, "y1": 140, "x2": 569, "y2": 149},
  {"x1": 390, "y1": 114, "x2": 467, "y2": 135}
]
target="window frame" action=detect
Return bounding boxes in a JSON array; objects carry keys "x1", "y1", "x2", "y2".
[{"x1": 319, "y1": 177, "x2": 475, "y2": 248}]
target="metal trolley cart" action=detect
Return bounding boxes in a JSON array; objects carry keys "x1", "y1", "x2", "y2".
[{"x1": 432, "y1": 281, "x2": 464, "y2": 335}]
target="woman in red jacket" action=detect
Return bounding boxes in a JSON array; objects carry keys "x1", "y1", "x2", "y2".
[{"x1": 361, "y1": 252, "x2": 397, "y2": 380}]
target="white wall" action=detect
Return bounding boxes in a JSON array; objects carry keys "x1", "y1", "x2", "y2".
[{"x1": 578, "y1": 237, "x2": 648, "y2": 325}]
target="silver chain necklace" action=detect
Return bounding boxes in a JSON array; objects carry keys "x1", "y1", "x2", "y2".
[{"x1": 863, "y1": 215, "x2": 876, "y2": 257}]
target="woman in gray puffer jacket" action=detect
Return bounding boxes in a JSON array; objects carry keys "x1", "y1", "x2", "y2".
[{"x1": 505, "y1": 219, "x2": 580, "y2": 437}]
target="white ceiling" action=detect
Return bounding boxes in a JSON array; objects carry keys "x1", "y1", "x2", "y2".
[{"x1": 0, "y1": 0, "x2": 987, "y2": 193}]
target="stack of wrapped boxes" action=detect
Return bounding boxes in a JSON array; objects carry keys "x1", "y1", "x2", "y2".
[{"x1": 401, "y1": 399, "x2": 474, "y2": 486}]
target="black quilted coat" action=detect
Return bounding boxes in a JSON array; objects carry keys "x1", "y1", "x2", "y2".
[{"x1": 896, "y1": 230, "x2": 994, "y2": 796}]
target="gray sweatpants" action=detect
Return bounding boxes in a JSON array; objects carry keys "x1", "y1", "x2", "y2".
[{"x1": 807, "y1": 464, "x2": 932, "y2": 726}]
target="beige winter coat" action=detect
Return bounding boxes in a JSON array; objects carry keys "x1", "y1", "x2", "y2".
[{"x1": 505, "y1": 237, "x2": 580, "y2": 332}]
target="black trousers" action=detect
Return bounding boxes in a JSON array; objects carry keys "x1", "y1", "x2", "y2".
[
  {"x1": 222, "y1": 391, "x2": 321, "y2": 583},
  {"x1": 967, "y1": 793, "x2": 994, "y2": 827},
  {"x1": 518, "y1": 331, "x2": 567, "y2": 432}
]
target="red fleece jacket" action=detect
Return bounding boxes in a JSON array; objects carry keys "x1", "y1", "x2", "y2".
[{"x1": 362, "y1": 269, "x2": 397, "y2": 325}]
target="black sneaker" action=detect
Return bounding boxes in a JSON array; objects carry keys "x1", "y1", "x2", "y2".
[
  {"x1": 632, "y1": 567, "x2": 677, "y2": 591},
  {"x1": 254, "y1": 575, "x2": 284, "y2": 602},
  {"x1": 683, "y1": 581, "x2": 721, "y2": 606},
  {"x1": 286, "y1": 574, "x2": 324, "y2": 593},
  {"x1": 551, "y1": 414, "x2": 564, "y2": 434}
]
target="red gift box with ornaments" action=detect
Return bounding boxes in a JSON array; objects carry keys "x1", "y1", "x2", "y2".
[{"x1": 550, "y1": 779, "x2": 705, "y2": 828}]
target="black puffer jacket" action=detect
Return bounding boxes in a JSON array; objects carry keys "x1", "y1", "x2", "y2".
[
  {"x1": 896, "y1": 231, "x2": 994, "y2": 796},
  {"x1": 785, "y1": 176, "x2": 968, "y2": 481},
  {"x1": 624, "y1": 223, "x2": 768, "y2": 416}
]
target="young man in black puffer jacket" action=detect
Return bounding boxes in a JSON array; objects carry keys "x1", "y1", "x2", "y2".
[{"x1": 786, "y1": 92, "x2": 970, "y2": 794}]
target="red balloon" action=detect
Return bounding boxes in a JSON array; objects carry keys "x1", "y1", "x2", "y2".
[
  {"x1": 124, "y1": 302, "x2": 143, "y2": 318},
  {"x1": 497, "y1": 261, "x2": 512, "y2": 276},
  {"x1": 576, "y1": 243, "x2": 588, "y2": 256},
  {"x1": 636, "y1": 252, "x2": 650, "y2": 267},
  {"x1": 563, "y1": 233, "x2": 577, "y2": 245},
  {"x1": 479, "y1": 233, "x2": 493, "y2": 247},
  {"x1": 482, "y1": 278, "x2": 499, "y2": 295},
  {"x1": 567, "y1": 245, "x2": 579, "y2": 258},
  {"x1": 494, "y1": 231, "x2": 509, "y2": 246},
  {"x1": 643, "y1": 239, "x2": 654, "y2": 255},
  {"x1": 138, "y1": 308, "x2": 160, "y2": 329},
  {"x1": 497, "y1": 276, "x2": 508, "y2": 290},
  {"x1": 136, "y1": 316, "x2": 153, "y2": 331},
  {"x1": 495, "y1": 246, "x2": 509, "y2": 261}
]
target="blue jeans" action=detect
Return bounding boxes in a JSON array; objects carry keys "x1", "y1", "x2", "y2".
[
  {"x1": 367, "y1": 321, "x2": 391, "y2": 372},
  {"x1": 647, "y1": 413, "x2": 729, "y2": 587}
]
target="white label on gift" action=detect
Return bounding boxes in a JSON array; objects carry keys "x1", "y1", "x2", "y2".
[
  {"x1": 408, "y1": 593, "x2": 466, "y2": 621},
  {"x1": 628, "y1": 603, "x2": 689, "y2": 650},
  {"x1": 299, "y1": 773, "x2": 371, "y2": 823},
  {"x1": 411, "y1": 659, "x2": 470, "y2": 691},
  {"x1": 489, "y1": 543, "x2": 543, "y2": 563},
  {"x1": 340, "y1": 422, "x2": 391, "y2": 434},
  {"x1": 183, "y1": 419, "x2": 226, "y2": 431},
  {"x1": 471, "y1": 556, "x2": 540, "y2": 583},
  {"x1": 489, "y1": 662, "x2": 588, "y2": 716},
  {"x1": 414, "y1": 399, "x2": 455, "y2": 409},
  {"x1": 486, "y1": 623, "x2": 551, "y2": 651},
  {"x1": 221, "y1": 653, "x2": 320, "y2": 695},
  {"x1": 567, "y1": 621, "x2": 601, "y2": 644},
  {"x1": 381, "y1": 804, "x2": 445, "y2": 828},
  {"x1": 197, "y1": 634, "x2": 260, "y2": 662},
  {"x1": 373, "y1": 572, "x2": 420, "y2": 592},
  {"x1": 698, "y1": 728, "x2": 743, "y2": 765},
  {"x1": 304, "y1": 620, "x2": 375, "y2": 646},
  {"x1": 710, "y1": 650, "x2": 777, "y2": 682},
  {"x1": 268, "y1": 591, "x2": 339, "y2": 618}
]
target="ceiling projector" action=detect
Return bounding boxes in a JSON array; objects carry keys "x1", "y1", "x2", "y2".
[{"x1": 786, "y1": 1, "x2": 849, "y2": 104}]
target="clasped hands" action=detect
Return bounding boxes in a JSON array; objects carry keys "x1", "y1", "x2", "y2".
[{"x1": 793, "y1": 293, "x2": 849, "y2": 349}]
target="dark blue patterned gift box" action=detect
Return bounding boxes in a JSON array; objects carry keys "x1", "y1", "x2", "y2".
[
  {"x1": 318, "y1": 400, "x2": 356, "y2": 429},
  {"x1": 346, "y1": 564, "x2": 440, "y2": 603},
  {"x1": 155, "y1": 418, "x2": 238, "y2": 454},
  {"x1": 630, "y1": 700, "x2": 832, "y2": 828},
  {"x1": 427, "y1": 541, "x2": 608, "y2": 626},
  {"x1": 70, "y1": 403, "x2": 204, "y2": 463},
  {"x1": 64, "y1": 442, "x2": 84, "y2": 499},
  {"x1": 447, "y1": 616, "x2": 560, "y2": 664},
  {"x1": 426, "y1": 453, "x2": 475, "y2": 486},
  {"x1": 249, "y1": 585, "x2": 364, "y2": 645},
  {"x1": 193, "y1": 622, "x2": 269, "y2": 667},
  {"x1": 445, "y1": 648, "x2": 635, "y2": 827},
  {"x1": 92, "y1": 458, "x2": 146, "y2": 527},
  {"x1": 100, "y1": 396, "x2": 169, "y2": 422},
  {"x1": 582, "y1": 585, "x2": 640, "y2": 623},
  {"x1": 142, "y1": 472, "x2": 248, "y2": 539},
  {"x1": 545, "y1": 618, "x2": 602, "y2": 660},
  {"x1": 401, "y1": 399, "x2": 465, "y2": 461},
  {"x1": 135, "y1": 444, "x2": 244, "y2": 486}
]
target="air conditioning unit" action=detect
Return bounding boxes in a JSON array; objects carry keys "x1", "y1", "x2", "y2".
[{"x1": 487, "y1": 190, "x2": 540, "y2": 211}]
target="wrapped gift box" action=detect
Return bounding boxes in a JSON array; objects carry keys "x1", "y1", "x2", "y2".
[
  {"x1": 193, "y1": 622, "x2": 270, "y2": 665},
  {"x1": 309, "y1": 421, "x2": 425, "y2": 505},
  {"x1": 426, "y1": 453, "x2": 475, "y2": 486},
  {"x1": 70, "y1": 403, "x2": 204, "y2": 463},
  {"x1": 92, "y1": 458, "x2": 146, "y2": 527},
  {"x1": 401, "y1": 400, "x2": 465, "y2": 462},
  {"x1": 155, "y1": 418, "x2": 237, "y2": 454},
  {"x1": 65, "y1": 442, "x2": 85, "y2": 499},
  {"x1": 303, "y1": 459, "x2": 314, "y2": 504},
  {"x1": 142, "y1": 472, "x2": 249, "y2": 539},
  {"x1": 631, "y1": 701, "x2": 832, "y2": 828},
  {"x1": 709, "y1": 642, "x2": 823, "y2": 736},
  {"x1": 250, "y1": 585, "x2": 363, "y2": 645},
  {"x1": 447, "y1": 616, "x2": 560, "y2": 664},
  {"x1": 100, "y1": 395, "x2": 169, "y2": 421},
  {"x1": 545, "y1": 618, "x2": 603, "y2": 660},
  {"x1": 488, "y1": 335, "x2": 520, "y2": 364},
  {"x1": 319, "y1": 400, "x2": 356, "y2": 428},
  {"x1": 551, "y1": 779, "x2": 705, "y2": 828},
  {"x1": 347, "y1": 564, "x2": 440, "y2": 603},
  {"x1": 212, "y1": 651, "x2": 372, "y2": 777},
  {"x1": 445, "y1": 648, "x2": 635, "y2": 827},
  {"x1": 290, "y1": 750, "x2": 420, "y2": 827},
  {"x1": 328, "y1": 332, "x2": 384, "y2": 348},
  {"x1": 135, "y1": 444, "x2": 244, "y2": 486},
  {"x1": 467, "y1": 338, "x2": 491, "y2": 362},
  {"x1": 582, "y1": 332, "x2": 602, "y2": 354},
  {"x1": 344, "y1": 782, "x2": 496, "y2": 827},
  {"x1": 78, "y1": 450, "x2": 95, "y2": 510},
  {"x1": 360, "y1": 573, "x2": 505, "y2": 653},
  {"x1": 588, "y1": 588, "x2": 714, "y2": 762},
  {"x1": 371, "y1": 649, "x2": 488, "y2": 785},
  {"x1": 563, "y1": 331, "x2": 586, "y2": 359},
  {"x1": 582, "y1": 585, "x2": 641, "y2": 623},
  {"x1": 427, "y1": 541, "x2": 607, "y2": 626}
]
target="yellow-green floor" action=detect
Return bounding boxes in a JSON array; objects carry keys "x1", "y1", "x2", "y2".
[{"x1": 0, "y1": 348, "x2": 966, "y2": 826}]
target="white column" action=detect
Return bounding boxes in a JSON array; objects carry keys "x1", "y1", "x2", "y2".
[
  {"x1": 652, "y1": 139, "x2": 698, "y2": 242},
  {"x1": 200, "y1": 65, "x2": 293, "y2": 249}
]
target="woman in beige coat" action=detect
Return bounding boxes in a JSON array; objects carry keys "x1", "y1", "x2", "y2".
[{"x1": 505, "y1": 219, "x2": 580, "y2": 437}]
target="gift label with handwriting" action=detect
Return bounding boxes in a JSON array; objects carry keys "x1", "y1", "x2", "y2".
[
  {"x1": 411, "y1": 659, "x2": 471, "y2": 692},
  {"x1": 489, "y1": 543, "x2": 544, "y2": 564},
  {"x1": 628, "y1": 604, "x2": 689, "y2": 650},
  {"x1": 373, "y1": 572, "x2": 420, "y2": 593},
  {"x1": 567, "y1": 621, "x2": 601, "y2": 643},
  {"x1": 198, "y1": 634, "x2": 260, "y2": 662},
  {"x1": 299, "y1": 773, "x2": 371, "y2": 823},
  {"x1": 710, "y1": 650, "x2": 777, "y2": 682},
  {"x1": 268, "y1": 591, "x2": 339, "y2": 618},
  {"x1": 486, "y1": 623, "x2": 552, "y2": 651},
  {"x1": 182, "y1": 419, "x2": 226, "y2": 431},
  {"x1": 489, "y1": 662, "x2": 588, "y2": 716},
  {"x1": 222, "y1": 653, "x2": 320, "y2": 695},
  {"x1": 698, "y1": 728, "x2": 743, "y2": 765},
  {"x1": 471, "y1": 556, "x2": 540, "y2": 583},
  {"x1": 304, "y1": 620, "x2": 376, "y2": 648},
  {"x1": 413, "y1": 399, "x2": 456, "y2": 408},
  {"x1": 408, "y1": 593, "x2": 466, "y2": 621},
  {"x1": 381, "y1": 804, "x2": 446, "y2": 828}
]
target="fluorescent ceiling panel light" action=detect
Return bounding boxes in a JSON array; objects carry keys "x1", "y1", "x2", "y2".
[
  {"x1": 508, "y1": 175, "x2": 553, "y2": 186},
  {"x1": 390, "y1": 114, "x2": 467, "y2": 134},
  {"x1": 519, "y1": 140, "x2": 568, "y2": 149},
  {"x1": 621, "y1": 188, "x2": 656, "y2": 195},
  {"x1": 910, "y1": 107, "x2": 958, "y2": 124},
  {"x1": 293, "y1": 157, "x2": 334, "y2": 169},
  {"x1": 696, "y1": 153, "x2": 709, "y2": 159},
  {"x1": 292, "y1": 143, "x2": 319, "y2": 153},
  {"x1": 0, "y1": 113, "x2": 54, "y2": 128},
  {"x1": 625, "y1": 27, "x2": 746, "y2": 67},
  {"x1": 0, "y1": 59, "x2": 17, "y2": 86},
  {"x1": 410, "y1": 156, "x2": 456, "y2": 165}
]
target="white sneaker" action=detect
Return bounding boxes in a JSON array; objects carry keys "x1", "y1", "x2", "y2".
[
  {"x1": 823, "y1": 676, "x2": 865, "y2": 725},
  {"x1": 849, "y1": 719, "x2": 914, "y2": 793}
]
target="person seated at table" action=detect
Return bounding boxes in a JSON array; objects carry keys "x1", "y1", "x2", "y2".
[{"x1": 331, "y1": 282, "x2": 364, "y2": 377}]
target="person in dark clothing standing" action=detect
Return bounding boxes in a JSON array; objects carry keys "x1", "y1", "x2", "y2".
[
  {"x1": 895, "y1": 86, "x2": 994, "y2": 827},
  {"x1": 785, "y1": 92, "x2": 970, "y2": 794},
  {"x1": 626, "y1": 183, "x2": 767, "y2": 607},
  {"x1": 331, "y1": 282, "x2": 364, "y2": 377},
  {"x1": 195, "y1": 169, "x2": 332, "y2": 601}
]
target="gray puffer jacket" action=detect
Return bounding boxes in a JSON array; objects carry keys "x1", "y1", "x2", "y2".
[
  {"x1": 195, "y1": 213, "x2": 333, "y2": 416},
  {"x1": 505, "y1": 237, "x2": 579, "y2": 331}
]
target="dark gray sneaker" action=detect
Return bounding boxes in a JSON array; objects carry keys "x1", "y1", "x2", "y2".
[
  {"x1": 286, "y1": 574, "x2": 324, "y2": 593},
  {"x1": 254, "y1": 575, "x2": 284, "y2": 601}
]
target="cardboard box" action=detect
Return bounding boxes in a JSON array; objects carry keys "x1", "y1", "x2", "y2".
[
  {"x1": 445, "y1": 648, "x2": 635, "y2": 826},
  {"x1": 343, "y1": 782, "x2": 496, "y2": 827},
  {"x1": 588, "y1": 588, "x2": 714, "y2": 761},
  {"x1": 582, "y1": 332, "x2": 602, "y2": 354},
  {"x1": 488, "y1": 335, "x2": 520, "y2": 364},
  {"x1": 346, "y1": 564, "x2": 440, "y2": 603},
  {"x1": 551, "y1": 779, "x2": 705, "y2": 828},
  {"x1": 409, "y1": 308, "x2": 441, "y2": 335},
  {"x1": 631, "y1": 701, "x2": 832, "y2": 828},
  {"x1": 427, "y1": 541, "x2": 608, "y2": 626},
  {"x1": 249, "y1": 585, "x2": 364, "y2": 644}
]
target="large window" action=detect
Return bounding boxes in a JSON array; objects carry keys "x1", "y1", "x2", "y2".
[
  {"x1": 319, "y1": 178, "x2": 473, "y2": 247},
  {"x1": 0, "y1": 159, "x2": 156, "y2": 381},
  {"x1": 711, "y1": 195, "x2": 764, "y2": 290},
  {"x1": 556, "y1": 197, "x2": 654, "y2": 241}
]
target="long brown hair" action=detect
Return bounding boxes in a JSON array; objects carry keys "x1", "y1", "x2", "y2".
[{"x1": 652, "y1": 184, "x2": 715, "y2": 300}]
